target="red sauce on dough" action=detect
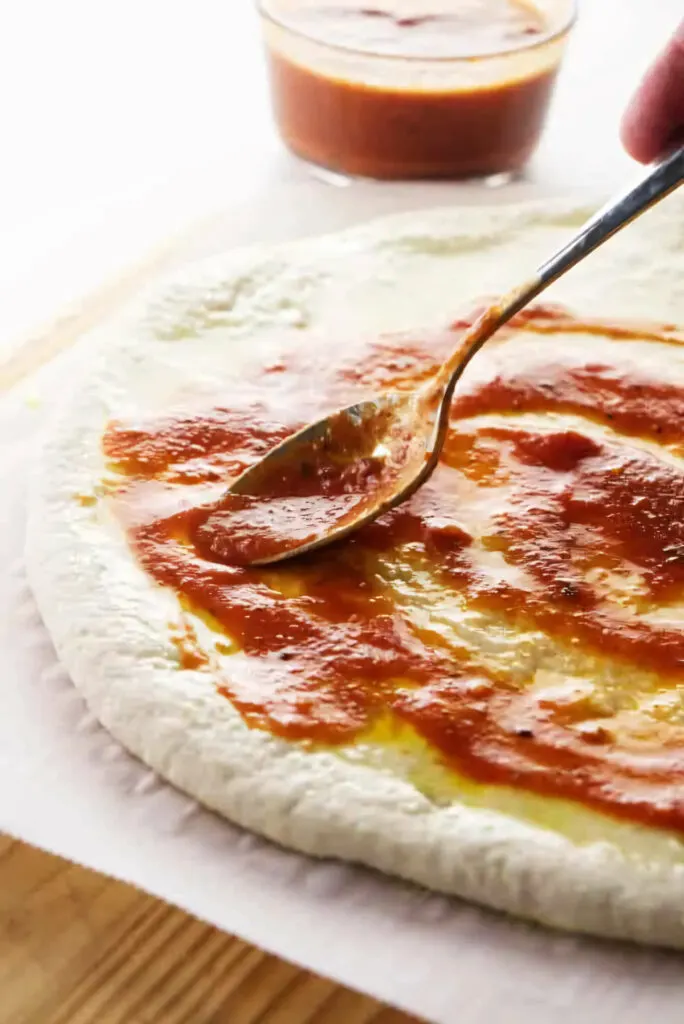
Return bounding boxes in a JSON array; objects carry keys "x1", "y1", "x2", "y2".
[
  {"x1": 103, "y1": 305, "x2": 684, "y2": 832},
  {"x1": 264, "y1": 2, "x2": 565, "y2": 179}
]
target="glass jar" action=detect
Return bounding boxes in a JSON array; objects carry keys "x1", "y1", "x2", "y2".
[{"x1": 258, "y1": 0, "x2": 577, "y2": 180}]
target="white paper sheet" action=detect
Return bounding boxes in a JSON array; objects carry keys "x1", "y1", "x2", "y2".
[{"x1": 3, "y1": 180, "x2": 684, "y2": 1024}]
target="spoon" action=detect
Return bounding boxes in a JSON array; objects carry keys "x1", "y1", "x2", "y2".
[{"x1": 200, "y1": 146, "x2": 684, "y2": 568}]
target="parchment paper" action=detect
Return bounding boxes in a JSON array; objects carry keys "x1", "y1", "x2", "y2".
[{"x1": 3, "y1": 180, "x2": 684, "y2": 1024}]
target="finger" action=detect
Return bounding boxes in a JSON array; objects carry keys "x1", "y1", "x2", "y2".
[{"x1": 621, "y1": 19, "x2": 684, "y2": 163}]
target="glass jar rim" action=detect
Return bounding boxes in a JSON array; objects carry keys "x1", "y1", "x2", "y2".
[{"x1": 257, "y1": 0, "x2": 577, "y2": 64}]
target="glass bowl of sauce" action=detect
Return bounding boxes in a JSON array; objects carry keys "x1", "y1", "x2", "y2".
[{"x1": 258, "y1": 0, "x2": 576, "y2": 180}]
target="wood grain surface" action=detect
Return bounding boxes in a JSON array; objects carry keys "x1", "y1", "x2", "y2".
[{"x1": 0, "y1": 835, "x2": 422, "y2": 1024}]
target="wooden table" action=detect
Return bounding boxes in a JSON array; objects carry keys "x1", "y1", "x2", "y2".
[{"x1": 0, "y1": 835, "x2": 421, "y2": 1024}]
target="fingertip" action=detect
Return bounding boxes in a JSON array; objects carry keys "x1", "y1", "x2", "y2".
[
  {"x1": 620, "y1": 104, "x2": 658, "y2": 164},
  {"x1": 621, "y1": 18, "x2": 684, "y2": 164}
]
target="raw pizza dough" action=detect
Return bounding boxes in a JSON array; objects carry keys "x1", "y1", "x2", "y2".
[{"x1": 26, "y1": 193, "x2": 684, "y2": 948}]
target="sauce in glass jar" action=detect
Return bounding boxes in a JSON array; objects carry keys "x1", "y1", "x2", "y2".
[{"x1": 259, "y1": 1, "x2": 576, "y2": 179}]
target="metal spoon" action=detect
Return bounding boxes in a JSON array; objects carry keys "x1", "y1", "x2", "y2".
[{"x1": 203, "y1": 146, "x2": 684, "y2": 567}]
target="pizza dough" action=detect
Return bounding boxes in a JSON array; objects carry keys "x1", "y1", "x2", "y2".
[{"x1": 26, "y1": 193, "x2": 684, "y2": 947}]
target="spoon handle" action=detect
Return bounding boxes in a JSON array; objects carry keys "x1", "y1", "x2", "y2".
[
  {"x1": 432, "y1": 144, "x2": 684, "y2": 403},
  {"x1": 536, "y1": 144, "x2": 684, "y2": 295}
]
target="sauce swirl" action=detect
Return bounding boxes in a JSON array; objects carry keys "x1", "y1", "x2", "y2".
[{"x1": 104, "y1": 305, "x2": 684, "y2": 832}]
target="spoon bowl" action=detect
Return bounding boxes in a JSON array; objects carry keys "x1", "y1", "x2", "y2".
[{"x1": 198, "y1": 390, "x2": 439, "y2": 565}]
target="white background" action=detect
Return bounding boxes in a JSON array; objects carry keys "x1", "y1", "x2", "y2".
[{"x1": 0, "y1": 0, "x2": 682, "y2": 347}]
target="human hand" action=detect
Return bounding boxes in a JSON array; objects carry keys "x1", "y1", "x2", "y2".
[{"x1": 621, "y1": 18, "x2": 684, "y2": 163}]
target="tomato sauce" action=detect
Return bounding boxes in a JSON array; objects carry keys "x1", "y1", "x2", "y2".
[
  {"x1": 103, "y1": 305, "x2": 684, "y2": 832},
  {"x1": 262, "y1": 2, "x2": 569, "y2": 179}
]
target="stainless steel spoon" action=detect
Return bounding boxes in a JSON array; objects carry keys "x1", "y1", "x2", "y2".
[{"x1": 203, "y1": 145, "x2": 684, "y2": 567}]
